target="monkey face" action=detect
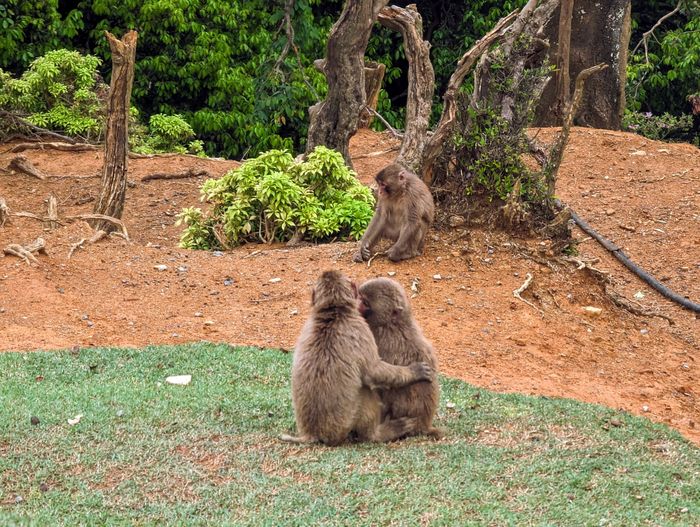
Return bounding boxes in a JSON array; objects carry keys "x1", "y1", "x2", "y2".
[
  {"x1": 375, "y1": 164, "x2": 406, "y2": 197},
  {"x1": 358, "y1": 278, "x2": 408, "y2": 326}
]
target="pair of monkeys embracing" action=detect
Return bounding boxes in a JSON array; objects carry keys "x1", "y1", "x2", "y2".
[{"x1": 282, "y1": 270, "x2": 441, "y2": 446}]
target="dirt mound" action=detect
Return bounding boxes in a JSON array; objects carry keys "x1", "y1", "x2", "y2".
[{"x1": 0, "y1": 128, "x2": 697, "y2": 443}]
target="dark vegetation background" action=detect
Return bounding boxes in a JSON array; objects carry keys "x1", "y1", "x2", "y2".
[{"x1": 1, "y1": 0, "x2": 698, "y2": 158}]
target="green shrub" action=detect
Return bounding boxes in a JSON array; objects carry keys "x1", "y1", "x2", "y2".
[
  {"x1": 0, "y1": 49, "x2": 106, "y2": 139},
  {"x1": 622, "y1": 110, "x2": 694, "y2": 142},
  {"x1": 131, "y1": 113, "x2": 204, "y2": 155},
  {"x1": 177, "y1": 146, "x2": 375, "y2": 250}
]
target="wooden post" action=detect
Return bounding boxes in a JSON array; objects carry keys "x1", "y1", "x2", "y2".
[{"x1": 92, "y1": 30, "x2": 138, "y2": 233}]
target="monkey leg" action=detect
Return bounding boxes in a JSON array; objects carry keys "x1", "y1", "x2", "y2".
[
  {"x1": 353, "y1": 390, "x2": 416, "y2": 442},
  {"x1": 386, "y1": 224, "x2": 423, "y2": 261},
  {"x1": 363, "y1": 360, "x2": 433, "y2": 391}
]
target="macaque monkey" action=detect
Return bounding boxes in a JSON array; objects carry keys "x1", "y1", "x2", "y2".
[
  {"x1": 359, "y1": 277, "x2": 441, "y2": 439},
  {"x1": 281, "y1": 270, "x2": 434, "y2": 446},
  {"x1": 353, "y1": 163, "x2": 434, "y2": 263}
]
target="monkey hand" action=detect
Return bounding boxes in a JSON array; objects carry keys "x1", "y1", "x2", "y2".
[
  {"x1": 409, "y1": 361, "x2": 434, "y2": 382},
  {"x1": 353, "y1": 244, "x2": 370, "y2": 262},
  {"x1": 386, "y1": 245, "x2": 407, "y2": 262}
]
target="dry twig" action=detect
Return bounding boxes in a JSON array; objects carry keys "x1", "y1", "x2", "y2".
[
  {"x1": 3, "y1": 237, "x2": 46, "y2": 265},
  {"x1": 367, "y1": 251, "x2": 387, "y2": 268},
  {"x1": 513, "y1": 272, "x2": 543, "y2": 314},
  {"x1": 141, "y1": 168, "x2": 210, "y2": 182}
]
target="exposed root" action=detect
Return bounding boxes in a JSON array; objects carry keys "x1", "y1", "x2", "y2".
[
  {"x1": 141, "y1": 168, "x2": 210, "y2": 182},
  {"x1": 512, "y1": 272, "x2": 543, "y2": 314},
  {"x1": 563, "y1": 257, "x2": 675, "y2": 325},
  {"x1": 67, "y1": 230, "x2": 108, "y2": 259},
  {"x1": 67, "y1": 214, "x2": 130, "y2": 241},
  {"x1": 7, "y1": 155, "x2": 45, "y2": 179},
  {"x1": 3, "y1": 237, "x2": 46, "y2": 265},
  {"x1": 46, "y1": 195, "x2": 59, "y2": 230}
]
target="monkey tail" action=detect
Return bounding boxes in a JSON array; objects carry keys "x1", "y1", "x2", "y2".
[
  {"x1": 426, "y1": 427, "x2": 444, "y2": 440},
  {"x1": 279, "y1": 433, "x2": 319, "y2": 444}
]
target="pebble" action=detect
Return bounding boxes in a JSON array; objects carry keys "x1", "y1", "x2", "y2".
[
  {"x1": 387, "y1": 271, "x2": 396, "y2": 277},
  {"x1": 269, "y1": 277, "x2": 282, "y2": 283},
  {"x1": 30, "y1": 416, "x2": 40, "y2": 426},
  {"x1": 640, "y1": 328, "x2": 649, "y2": 335},
  {"x1": 642, "y1": 405, "x2": 650, "y2": 412},
  {"x1": 223, "y1": 278, "x2": 234, "y2": 286},
  {"x1": 166, "y1": 375, "x2": 192, "y2": 386},
  {"x1": 582, "y1": 306, "x2": 602, "y2": 317},
  {"x1": 194, "y1": 312, "x2": 203, "y2": 317},
  {"x1": 212, "y1": 251, "x2": 224, "y2": 257},
  {"x1": 446, "y1": 299, "x2": 454, "y2": 306},
  {"x1": 204, "y1": 320, "x2": 215, "y2": 326},
  {"x1": 433, "y1": 274, "x2": 442, "y2": 280},
  {"x1": 605, "y1": 209, "x2": 616, "y2": 216},
  {"x1": 154, "y1": 264, "x2": 168, "y2": 271},
  {"x1": 177, "y1": 266, "x2": 188, "y2": 273}
]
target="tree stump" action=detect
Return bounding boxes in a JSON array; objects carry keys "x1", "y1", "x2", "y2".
[
  {"x1": 357, "y1": 61, "x2": 386, "y2": 129},
  {"x1": 92, "y1": 30, "x2": 138, "y2": 233}
]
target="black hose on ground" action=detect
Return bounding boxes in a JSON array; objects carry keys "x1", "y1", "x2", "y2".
[{"x1": 557, "y1": 201, "x2": 700, "y2": 313}]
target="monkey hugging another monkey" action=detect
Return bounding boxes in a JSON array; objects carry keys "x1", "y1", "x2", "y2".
[
  {"x1": 353, "y1": 163, "x2": 434, "y2": 263},
  {"x1": 281, "y1": 270, "x2": 436, "y2": 446}
]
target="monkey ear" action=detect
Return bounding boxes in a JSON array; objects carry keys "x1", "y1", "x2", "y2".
[
  {"x1": 398, "y1": 169, "x2": 407, "y2": 181},
  {"x1": 391, "y1": 306, "x2": 404, "y2": 320}
]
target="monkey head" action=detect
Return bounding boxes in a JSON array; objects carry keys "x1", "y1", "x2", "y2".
[
  {"x1": 311, "y1": 270, "x2": 358, "y2": 310},
  {"x1": 375, "y1": 163, "x2": 407, "y2": 197},
  {"x1": 358, "y1": 278, "x2": 411, "y2": 326}
]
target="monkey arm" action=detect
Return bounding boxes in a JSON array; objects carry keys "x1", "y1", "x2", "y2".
[
  {"x1": 354, "y1": 208, "x2": 384, "y2": 261},
  {"x1": 363, "y1": 360, "x2": 432, "y2": 390}
]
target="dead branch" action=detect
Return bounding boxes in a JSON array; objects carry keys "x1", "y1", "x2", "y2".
[
  {"x1": 141, "y1": 168, "x2": 211, "y2": 182},
  {"x1": 10, "y1": 142, "x2": 99, "y2": 154},
  {"x1": 0, "y1": 197, "x2": 9, "y2": 227},
  {"x1": 7, "y1": 155, "x2": 45, "y2": 179},
  {"x1": 513, "y1": 272, "x2": 542, "y2": 314},
  {"x1": 631, "y1": 0, "x2": 683, "y2": 64},
  {"x1": 351, "y1": 146, "x2": 400, "y2": 160},
  {"x1": 363, "y1": 107, "x2": 403, "y2": 138},
  {"x1": 543, "y1": 63, "x2": 608, "y2": 200},
  {"x1": 3, "y1": 237, "x2": 46, "y2": 265},
  {"x1": 378, "y1": 4, "x2": 434, "y2": 172},
  {"x1": 358, "y1": 62, "x2": 387, "y2": 128},
  {"x1": 367, "y1": 250, "x2": 387, "y2": 268},
  {"x1": 420, "y1": 10, "x2": 518, "y2": 184},
  {"x1": 0, "y1": 111, "x2": 77, "y2": 144}
]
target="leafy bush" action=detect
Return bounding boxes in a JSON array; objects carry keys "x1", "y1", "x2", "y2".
[
  {"x1": 0, "y1": 49, "x2": 106, "y2": 139},
  {"x1": 131, "y1": 113, "x2": 204, "y2": 155},
  {"x1": 177, "y1": 146, "x2": 375, "y2": 250},
  {"x1": 622, "y1": 110, "x2": 694, "y2": 142}
]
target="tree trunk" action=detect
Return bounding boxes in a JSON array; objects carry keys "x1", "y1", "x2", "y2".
[
  {"x1": 553, "y1": 0, "x2": 574, "y2": 120},
  {"x1": 534, "y1": 0, "x2": 631, "y2": 129},
  {"x1": 357, "y1": 61, "x2": 386, "y2": 129},
  {"x1": 92, "y1": 30, "x2": 138, "y2": 232},
  {"x1": 305, "y1": 0, "x2": 389, "y2": 167},
  {"x1": 377, "y1": 4, "x2": 434, "y2": 173}
]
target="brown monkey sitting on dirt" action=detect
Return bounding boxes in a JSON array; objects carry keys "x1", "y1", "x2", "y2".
[
  {"x1": 281, "y1": 270, "x2": 434, "y2": 446},
  {"x1": 353, "y1": 163, "x2": 434, "y2": 263},
  {"x1": 359, "y1": 277, "x2": 442, "y2": 439}
]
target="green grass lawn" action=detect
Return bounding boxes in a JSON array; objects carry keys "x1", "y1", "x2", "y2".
[{"x1": 0, "y1": 343, "x2": 698, "y2": 526}]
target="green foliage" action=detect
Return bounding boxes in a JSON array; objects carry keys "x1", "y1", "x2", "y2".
[
  {"x1": 76, "y1": 0, "x2": 332, "y2": 158},
  {"x1": 131, "y1": 113, "x2": 205, "y2": 155},
  {"x1": 627, "y1": 2, "x2": 700, "y2": 117},
  {"x1": 622, "y1": 110, "x2": 694, "y2": 142},
  {"x1": 177, "y1": 146, "x2": 375, "y2": 249},
  {"x1": 0, "y1": 1, "x2": 84, "y2": 72},
  {"x1": 0, "y1": 343, "x2": 698, "y2": 525},
  {"x1": 0, "y1": 49, "x2": 106, "y2": 139}
]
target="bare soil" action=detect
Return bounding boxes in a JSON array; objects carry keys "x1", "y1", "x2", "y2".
[{"x1": 0, "y1": 128, "x2": 698, "y2": 443}]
